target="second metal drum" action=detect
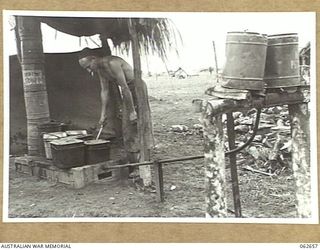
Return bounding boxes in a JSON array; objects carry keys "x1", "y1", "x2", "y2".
[{"x1": 264, "y1": 33, "x2": 300, "y2": 89}]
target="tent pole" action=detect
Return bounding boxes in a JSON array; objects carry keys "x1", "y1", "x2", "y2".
[{"x1": 128, "y1": 18, "x2": 153, "y2": 186}]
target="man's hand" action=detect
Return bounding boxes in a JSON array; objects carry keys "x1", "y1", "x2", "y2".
[
  {"x1": 99, "y1": 116, "x2": 107, "y2": 126},
  {"x1": 129, "y1": 111, "x2": 138, "y2": 123}
]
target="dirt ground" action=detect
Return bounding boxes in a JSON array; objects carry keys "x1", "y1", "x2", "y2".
[{"x1": 8, "y1": 73, "x2": 297, "y2": 219}]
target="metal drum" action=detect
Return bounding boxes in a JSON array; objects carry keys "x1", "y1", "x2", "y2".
[
  {"x1": 222, "y1": 32, "x2": 268, "y2": 90},
  {"x1": 264, "y1": 33, "x2": 300, "y2": 89}
]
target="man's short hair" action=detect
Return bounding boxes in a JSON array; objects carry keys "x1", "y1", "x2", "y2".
[{"x1": 78, "y1": 47, "x2": 109, "y2": 60}]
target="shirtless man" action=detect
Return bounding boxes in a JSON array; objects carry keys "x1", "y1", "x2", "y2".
[
  {"x1": 78, "y1": 47, "x2": 140, "y2": 166},
  {"x1": 78, "y1": 47, "x2": 137, "y2": 127}
]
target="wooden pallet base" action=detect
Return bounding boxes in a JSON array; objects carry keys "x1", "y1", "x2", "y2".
[{"x1": 14, "y1": 156, "x2": 124, "y2": 189}]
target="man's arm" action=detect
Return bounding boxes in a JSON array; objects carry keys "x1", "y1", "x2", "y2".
[{"x1": 98, "y1": 73, "x2": 110, "y2": 125}]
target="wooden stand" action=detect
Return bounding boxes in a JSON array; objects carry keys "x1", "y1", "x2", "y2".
[{"x1": 199, "y1": 86, "x2": 311, "y2": 218}]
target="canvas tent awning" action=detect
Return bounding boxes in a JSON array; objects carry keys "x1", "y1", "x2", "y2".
[
  {"x1": 40, "y1": 17, "x2": 130, "y2": 38},
  {"x1": 35, "y1": 16, "x2": 175, "y2": 58}
]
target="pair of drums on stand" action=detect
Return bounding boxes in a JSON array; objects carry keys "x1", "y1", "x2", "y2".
[{"x1": 221, "y1": 32, "x2": 301, "y2": 91}]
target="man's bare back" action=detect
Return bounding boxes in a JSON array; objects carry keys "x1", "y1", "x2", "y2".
[
  {"x1": 79, "y1": 53, "x2": 137, "y2": 125},
  {"x1": 98, "y1": 56, "x2": 135, "y2": 84}
]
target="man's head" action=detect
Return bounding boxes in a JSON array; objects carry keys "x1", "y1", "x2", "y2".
[{"x1": 78, "y1": 47, "x2": 109, "y2": 74}]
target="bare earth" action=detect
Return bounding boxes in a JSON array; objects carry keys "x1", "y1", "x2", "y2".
[{"x1": 8, "y1": 74, "x2": 297, "y2": 219}]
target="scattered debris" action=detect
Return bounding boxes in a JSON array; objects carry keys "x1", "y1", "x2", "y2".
[
  {"x1": 234, "y1": 125, "x2": 249, "y2": 133},
  {"x1": 242, "y1": 166, "x2": 275, "y2": 177},
  {"x1": 192, "y1": 124, "x2": 203, "y2": 135},
  {"x1": 253, "y1": 135, "x2": 263, "y2": 142},
  {"x1": 170, "y1": 185, "x2": 177, "y2": 191},
  {"x1": 193, "y1": 124, "x2": 203, "y2": 130},
  {"x1": 233, "y1": 111, "x2": 243, "y2": 119},
  {"x1": 247, "y1": 146, "x2": 260, "y2": 160},
  {"x1": 227, "y1": 105, "x2": 293, "y2": 175},
  {"x1": 262, "y1": 137, "x2": 273, "y2": 148},
  {"x1": 153, "y1": 143, "x2": 166, "y2": 150},
  {"x1": 235, "y1": 117, "x2": 253, "y2": 126},
  {"x1": 271, "y1": 125, "x2": 291, "y2": 134},
  {"x1": 280, "y1": 140, "x2": 292, "y2": 152},
  {"x1": 170, "y1": 125, "x2": 189, "y2": 133}
]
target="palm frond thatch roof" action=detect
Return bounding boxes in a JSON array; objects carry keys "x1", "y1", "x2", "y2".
[{"x1": 39, "y1": 16, "x2": 180, "y2": 59}]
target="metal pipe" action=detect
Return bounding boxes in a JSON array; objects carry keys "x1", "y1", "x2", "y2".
[
  {"x1": 226, "y1": 112, "x2": 242, "y2": 218},
  {"x1": 226, "y1": 108, "x2": 261, "y2": 155},
  {"x1": 159, "y1": 155, "x2": 204, "y2": 164},
  {"x1": 107, "y1": 154, "x2": 204, "y2": 169}
]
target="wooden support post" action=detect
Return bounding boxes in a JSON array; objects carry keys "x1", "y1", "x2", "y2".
[
  {"x1": 119, "y1": 167, "x2": 129, "y2": 186},
  {"x1": 226, "y1": 112, "x2": 242, "y2": 217},
  {"x1": 128, "y1": 18, "x2": 153, "y2": 186},
  {"x1": 16, "y1": 16, "x2": 50, "y2": 156},
  {"x1": 201, "y1": 101, "x2": 228, "y2": 217},
  {"x1": 153, "y1": 161, "x2": 164, "y2": 202},
  {"x1": 288, "y1": 103, "x2": 311, "y2": 218}
]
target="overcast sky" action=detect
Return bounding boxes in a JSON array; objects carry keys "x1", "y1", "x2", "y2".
[{"x1": 5, "y1": 11, "x2": 315, "y2": 74}]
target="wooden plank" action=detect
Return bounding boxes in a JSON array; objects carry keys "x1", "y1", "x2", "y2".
[
  {"x1": 204, "y1": 87, "x2": 310, "y2": 116},
  {"x1": 265, "y1": 91, "x2": 306, "y2": 106}
]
